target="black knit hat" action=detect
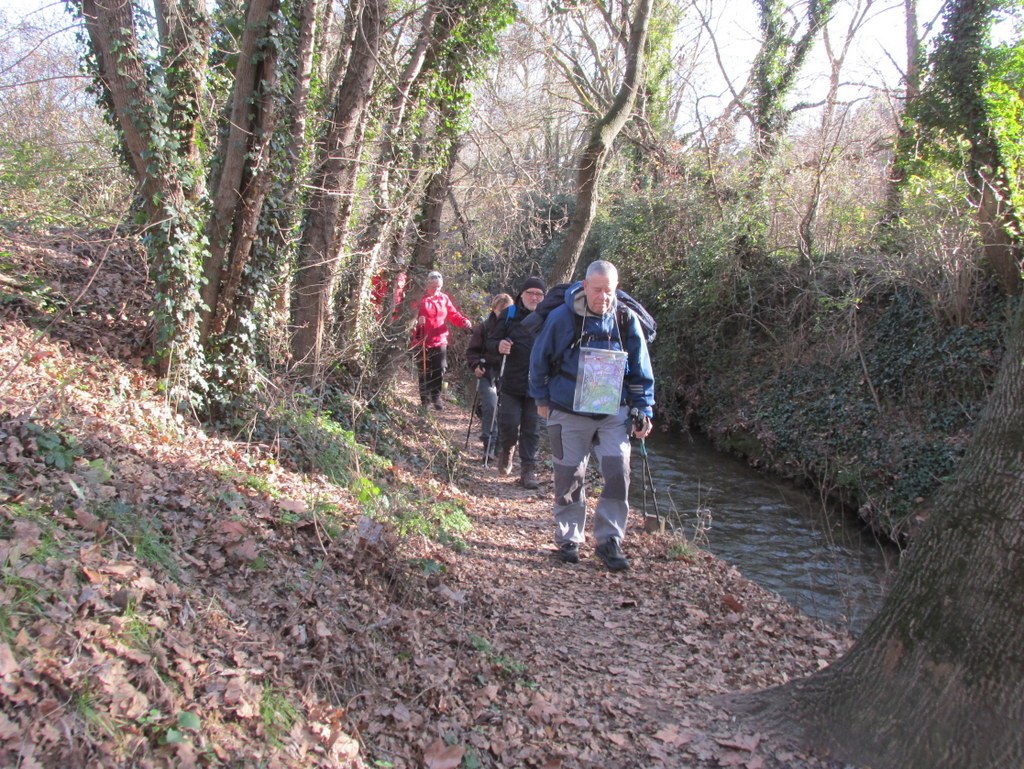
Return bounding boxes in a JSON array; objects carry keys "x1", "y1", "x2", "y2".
[{"x1": 521, "y1": 276, "x2": 546, "y2": 293}]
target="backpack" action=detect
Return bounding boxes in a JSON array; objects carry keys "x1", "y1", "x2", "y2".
[{"x1": 522, "y1": 282, "x2": 657, "y2": 345}]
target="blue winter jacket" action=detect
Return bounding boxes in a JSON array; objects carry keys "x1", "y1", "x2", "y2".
[{"x1": 528, "y1": 282, "x2": 655, "y2": 417}]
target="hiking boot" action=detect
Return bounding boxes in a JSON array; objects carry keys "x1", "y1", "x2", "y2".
[
  {"x1": 498, "y1": 447, "x2": 514, "y2": 476},
  {"x1": 595, "y1": 537, "x2": 630, "y2": 572},
  {"x1": 520, "y1": 465, "x2": 539, "y2": 490},
  {"x1": 432, "y1": 396, "x2": 443, "y2": 411},
  {"x1": 557, "y1": 542, "x2": 580, "y2": 564}
]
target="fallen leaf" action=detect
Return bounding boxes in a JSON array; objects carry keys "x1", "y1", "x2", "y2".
[
  {"x1": 0, "y1": 643, "x2": 18, "y2": 677},
  {"x1": 716, "y1": 733, "x2": 761, "y2": 751},
  {"x1": 226, "y1": 538, "x2": 259, "y2": 562},
  {"x1": 423, "y1": 739, "x2": 465, "y2": 769},
  {"x1": 722, "y1": 594, "x2": 745, "y2": 612},
  {"x1": 279, "y1": 498, "x2": 307, "y2": 513}
]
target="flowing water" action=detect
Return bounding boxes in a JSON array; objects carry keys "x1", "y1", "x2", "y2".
[{"x1": 628, "y1": 431, "x2": 898, "y2": 635}]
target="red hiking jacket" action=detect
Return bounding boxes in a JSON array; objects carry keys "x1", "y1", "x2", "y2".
[{"x1": 410, "y1": 290, "x2": 471, "y2": 349}]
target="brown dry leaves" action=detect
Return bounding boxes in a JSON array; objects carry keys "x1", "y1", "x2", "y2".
[{"x1": 1, "y1": 231, "x2": 855, "y2": 769}]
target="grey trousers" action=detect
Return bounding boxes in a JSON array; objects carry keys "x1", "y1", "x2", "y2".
[
  {"x1": 545, "y1": 406, "x2": 631, "y2": 546},
  {"x1": 477, "y1": 377, "x2": 498, "y2": 445}
]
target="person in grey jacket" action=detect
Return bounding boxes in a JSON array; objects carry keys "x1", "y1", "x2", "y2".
[{"x1": 528, "y1": 260, "x2": 654, "y2": 571}]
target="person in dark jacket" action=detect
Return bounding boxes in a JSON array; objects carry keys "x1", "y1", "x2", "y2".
[
  {"x1": 486, "y1": 276, "x2": 547, "y2": 489},
  {"x1": 410, "y1": 270, "x2": 472, "y2": 409},
  {"x1": 528, "y1": 260, "x2": 654, "y2": 571},
  {"x1": 466, "y1": 292, "x2": 514, "y2": 460}
]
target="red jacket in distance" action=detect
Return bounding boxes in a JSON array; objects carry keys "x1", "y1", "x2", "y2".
[{"x1": 410, "y1": 290, "x2": 472, "y2": 349}]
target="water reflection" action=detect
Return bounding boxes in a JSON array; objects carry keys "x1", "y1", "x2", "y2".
[{"x1": 629, "y1": 431, "x2": 897, "y2": 634}]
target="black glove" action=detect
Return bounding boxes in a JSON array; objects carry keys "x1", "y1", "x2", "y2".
[{"x1": 629, "y1": 407, "x2": 649, "y2": 435}]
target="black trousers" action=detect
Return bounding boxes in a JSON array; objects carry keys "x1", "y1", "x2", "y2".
[
  {"x1": 418, "y1": 345, "x2": 448, "y2": 402},
  {"x1": 497, "y1": 391, "x2": 541, "y2": 467}
]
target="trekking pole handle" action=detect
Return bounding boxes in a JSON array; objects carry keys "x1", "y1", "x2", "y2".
[{"x1": 628, "y1": 407, "x2": 651, "y2": 437}]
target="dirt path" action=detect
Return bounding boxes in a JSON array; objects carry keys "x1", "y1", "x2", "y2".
[
  {"x1": 0, "y1": 232, "x2": 856, "y2": 769},
  {"x1": 389, "y1": 383, "x2": 852, "y2": 769}
]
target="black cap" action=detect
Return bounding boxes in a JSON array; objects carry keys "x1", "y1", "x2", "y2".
[{"x1": 521, "y1": 276, "x2": 546, "y2": 293}]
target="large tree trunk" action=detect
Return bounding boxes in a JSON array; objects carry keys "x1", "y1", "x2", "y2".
[
  {"x1": 729, "y1": 295, "x2": 1024, "y2": 769},
  {"x1": 200, "y1": 0, "x2": 282, "y2": 342},
  {"x1": 199, "y1": 0, "x2": 284, "y2": 342},
  {"x1": 290, "y1": 0, "x2": 385, "y2": 374},
  {"x1": 223, "y1": 0, "x2": 321, "y2": 343},
  {"x1": 548, "y1": 0, "x2": 653, "y2": 285},
  {"x1": 75, "y1": 0, "x2": 209, "y2": 383}
]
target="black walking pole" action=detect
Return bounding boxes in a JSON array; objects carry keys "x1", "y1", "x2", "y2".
[
  {"x1": 638, "y1": 438, "x2": 664, "y2": 533},
  {"x1": 630, "y1": 409, "x2": 663, "y2": 533},
  {"x1": 483, "y1": 355, "x2": 506, "y2": 467},
  {"x1": 464, "y1": 383, "x2": 480, "y2": 449}
]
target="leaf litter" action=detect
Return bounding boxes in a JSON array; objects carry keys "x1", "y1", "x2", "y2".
[{"x1": 0, "y1": 231, "x2": 858, "y2": 768}]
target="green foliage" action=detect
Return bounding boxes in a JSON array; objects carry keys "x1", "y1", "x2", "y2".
[
  {"x1": 468, "y1": 633, "x2": 531, "y2": 684},
  {"x1": 216, "y1": 466, "x2": 279, "y2": 497},
  {"x1": 641, "y1": 0, "x2": 684, "y2": 138},
  {"x1": 118, "y1": 601, "x2": 156, "y2": 649},
  {"x1": 137, "y1": 707, "x2": 203, "y2": 749},
  {"x1": 908, "y1": 0, "x2": 1024, "y2": 250},
  {"x1": 667, "y1": 536, "x2": 697, "y2": 563},
  {"x1": 259, "y1": 686, "x2": 300, "y2": 748},
  {"x1": 984, "y1": 34, "x2": 1024, "y2": 215},
  {"x1": 0, "y1": 255, "x2": 63, "y2": 315},
  {"x1": 270, "y1": 397, "x2": 389, "y2": 487},
  {"x1": 390, "y1": 499, "x2": 472, "y2": 550},
  {"x1": 93, "y1": 499, "x2": 179, "y2": 577},
  {"x1": 22, "y1": 419, "x2": 82, "y2": 470}
]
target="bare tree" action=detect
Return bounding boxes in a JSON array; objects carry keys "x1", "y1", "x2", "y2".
[
  {"x1": 548, "y1": 0, "x2": 654, "y2": 284},
  {"x1": 797, "y1": 0, "x2": 883, "y2": 259}
]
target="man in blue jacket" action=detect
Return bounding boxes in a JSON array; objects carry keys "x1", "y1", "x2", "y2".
[{"x1": 528, "y1": 260, "x2": 654, "y2": 571}]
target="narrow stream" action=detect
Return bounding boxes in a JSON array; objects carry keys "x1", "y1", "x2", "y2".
[{"x1": 628, "y1": 431, "x2": 898, "y2": 635}]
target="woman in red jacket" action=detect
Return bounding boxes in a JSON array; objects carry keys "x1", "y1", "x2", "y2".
[{"x1": 410, "y1": 271, "x2": 472, "y2": 409}]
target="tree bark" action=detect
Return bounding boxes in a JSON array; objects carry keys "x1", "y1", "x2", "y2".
[
  {"x1": 408, "y1": 128, "x2": 462, "y2": 273},
  {"x1": 548, "y1": 0, "x2": 653, "y2": 285},
  {"x1": 338, "y1": 0, "x2": 444, "y2": 348},
  {"x1": 201, "y1": 0, "x2": 282, "y2": 341},
  {"x1": 881, "y1": 0, "x2": 922, "y2": 230},
  {"x1": 728, "y1": 295, "x2": 1024, "y2": 769},
  {"x1": 290, "y1": 0, "x2": 386, "y2": 374},
  {"x1": 75, "y1": 0, "x2": 209, "y2": 379},
  {"x1": 224, "y1": 0, "x2": 322, "y2": 347}
]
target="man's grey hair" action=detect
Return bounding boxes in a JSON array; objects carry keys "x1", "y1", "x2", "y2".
[{"x1": 585, "y1": 260, "x2": 618, "y2": 284}]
